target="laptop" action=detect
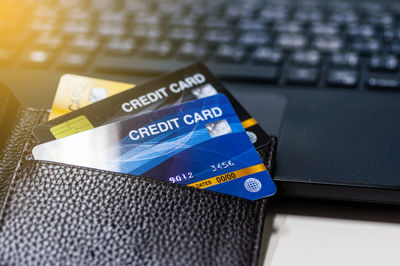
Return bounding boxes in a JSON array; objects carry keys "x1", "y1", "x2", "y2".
[{"x1": 1, "y1": 0, "x2": 399, "y2": 204}]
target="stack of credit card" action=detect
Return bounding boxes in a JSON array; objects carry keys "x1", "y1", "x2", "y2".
[{"x1": 32, "y1": 63, "x2": 276, "y2": 200}]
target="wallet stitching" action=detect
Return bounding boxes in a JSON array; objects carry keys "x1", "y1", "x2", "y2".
[{"x1": 0, "y1": 108, "x2": 47, "y2": 223}]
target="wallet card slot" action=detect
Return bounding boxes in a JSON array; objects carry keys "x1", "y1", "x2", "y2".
[{"x1": 0, "y1": 160, "x2": 269, "y2": 266}]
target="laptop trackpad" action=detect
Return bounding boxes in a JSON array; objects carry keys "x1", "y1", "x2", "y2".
[
  {"x1": 229, "y1": 90, "x2": 287, "y2": 136},
  {"x1": 231, "y1": 88, "x2": 400, "y2": 196}
]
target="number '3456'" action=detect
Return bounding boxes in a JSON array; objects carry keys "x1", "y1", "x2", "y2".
[{"x1": 211, "y1": 160, "x2": 235, "y2": 172}]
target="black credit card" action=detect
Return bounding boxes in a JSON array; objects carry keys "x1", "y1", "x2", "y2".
[{"x1": 33, "y1": 63, "x2": 271, "y2": 149}]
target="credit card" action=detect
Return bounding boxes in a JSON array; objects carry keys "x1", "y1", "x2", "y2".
[
  {"x1": 48, "y1": 74, "x2": 134, "y2": 120},
  {"x1": 34, "y1": 63, "x2": 271, "y2": 151},
  {"x1": 32, "y1": 94, "x2": 276, "y2": 200}
]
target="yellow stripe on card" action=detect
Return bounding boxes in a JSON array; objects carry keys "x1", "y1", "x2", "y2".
[
  {"x1": 188, "y1": 163, "x2": 267, "y2": 189},
  {"x1": 50, "y1": 115, "x2": 94, "y2": 139},
  {"x1": 241, "y1": 117, "x2": 258, "y2": 129}
]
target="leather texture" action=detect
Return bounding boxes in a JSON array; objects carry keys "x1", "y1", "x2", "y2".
[
  {"x1": 0, "y1": 107, "x2": 48, "y2": 214},
  {"x1": 0, "y1": 84, "x2": 277, "y2": 266}
]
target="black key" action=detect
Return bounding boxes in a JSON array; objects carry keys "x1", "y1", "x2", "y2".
[
  {"x1": 369, "y1": 55, "x2": 398, "y2": 72},
  {"x1": 365, "y1": 12, "x2": 393, "y2": 26},
  {"x1": 67, "y1": 9, "x2": 91, "y2": 20},
  {"x1": 29, "y1": 18, "x2": 57, "y2": 32},
  {"x1": 290, "y1": 50, "x2": 321, "y2": 66},
  {"x1": 70, "y1": 35, "x2": 100, "y2": 53},
  {"x1": 351, "y1": 39, "x2": 380, "y2": 55},
  {"x1": 134, "y1": 13, "x2": 160, "y2": 26},
  {"x1": 274, "y1": 21, "x2": 303, "y2": 33},
  {"x1": 330, "y1": 52, "x2": 359, "y2": 68},
  {"x1": 238, "y1": 31, "x2": 270, "y2": 47},
  {"x1": 22, "y1": 50, "x2": 53, "y2": 67},
  {"x1": 177, "y1": 42, "x2": 208, "y2": 60},
  {"x1": 237, "y1": 19, "x2": 267, "y2": 31},
  {"x1": 253, "y1": 47, "x2": 283, "y2": 65},
  {"x1": 346, "y1": 24, "x2": 375, "y2": 38},
  {"x1": 97, "y1": 22, "x2": 126, "y2": 37},
  {"x1": 203, "y1": 16, "x2": 230, "y2": 29},
  {"x1": 204, "y1": 29, "x2": 235, "y2": 45},
  {"x1": 389, "y1": 42, "x2": 400, "y2": 55},
  {"x1": 132, "y1": 25, "x2": 161, "y2": 41},
  {"x1": 310, "y1": 22, "x2": 338, "y2": 35},
  {"x1": 293, "y1": 9, "x2": 322, "y2": 22},
  {"x1": 276, "y1": 33, "x2": 306, "y2": 50},
  {"x1": 313, "y1": 35, "x2": 342, "y2": 53},
  {"x1": 367, "y1": 77, "x2": 400, "y2": 90},
  {"x1": 168, "y1": 27, "x2": 198, "y2": 42},
  {"x1": 105, "y1": 37, "x2": 135, "y2": 55},
  {"x1": 259, "y1": 7, "x2": 288, "y2": 22},
  {"x1": 327, "y1": 70, "x2": 359, "y2": 87},
  {"x1": 34, "y1": 32, "x2": 63, "y2": 51},
  {"x1": 215, "y1": 44, "x2": 246, "y2": 63},
  {"x1": 286, "y1": 67, "x2": 319, "y2": 85},
  {"x1": 170, "y1": 16, "x2": 198, "y2": 27},
  {"x1": 0, "y1": 48, "x2": 16, "y2": 65},
  {"x1": 99, "y1": 11, "x2": 129, "y2": 23},
  {"x1": 63, "y1": 20, "x2": 91, "y2": 35},
  {"x1": 142, "y1": 40, "x2": 173, "y2": 58},
  {"x1": 57, "y1": 52, "x2": 89, "y2": 70},
  {"x1": 329, "y1": 10, "x2": 359, "y2": 24}
]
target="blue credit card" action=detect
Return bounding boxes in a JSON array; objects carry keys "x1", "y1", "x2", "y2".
[{"x1": 32, "y1": 94, "x2": 276, "y2": 200}]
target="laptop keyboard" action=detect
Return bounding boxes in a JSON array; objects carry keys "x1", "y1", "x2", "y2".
[{"x1": 2, "y1": 0, "x2": 400, "y2": 91}]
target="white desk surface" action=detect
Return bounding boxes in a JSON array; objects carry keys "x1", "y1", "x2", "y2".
[{"x1": 259, "y1": 199, "x2": 400, "y2": 266}]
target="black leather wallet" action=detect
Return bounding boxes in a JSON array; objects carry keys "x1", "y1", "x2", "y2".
[{"x1": 0, "y1": 83, "x2": 277, "y2": 265}]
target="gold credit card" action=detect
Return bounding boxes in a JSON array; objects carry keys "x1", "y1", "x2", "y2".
[{"x1": 48, "y1": 74, "x2": 134, "y2": 120}]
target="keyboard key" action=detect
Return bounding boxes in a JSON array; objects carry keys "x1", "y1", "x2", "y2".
[
  {"x1": 97, "y1": 22, "x2": 126, "y2": 37},
  {"x1": 253, "y1": 47, "x2": 283, "y2": 65},
  {"x1": 215, "y1": 44, "x2": 246, "y2": 63},
  {"x1": 286, "y1": 67, "x2": 319, "y2": 85},
  {"x1": 142, "y1": 40, "x2": 173, "y2": 58},
  {"x1": 132, "y1": 25, "x2": 161, "y2": 41},
  {"x1": 70, "y1": 35, "x2": 100, "y2": 53},
  {"x1": 29, "y1": 18, "x2": 57, "y2": 32},
  {"x1": 293, "y1": 9, "x2": 322, "y2": 22},
  {"x1": 238, "y1": 31, "x2": 270, "y2": 47},
  {"x1": 290, "y1": 50, "x2": 321, "y2": 66},
  {"x1": 168, "y1": 27, "x2": 198, "y2": 42},
  {"x1": 310, "y1": 22, "x2": 339, "y2": 35},
  {"x1": 367, "y1": 77, "x2": 400, "y2": 90},
  {"x1": 276, "y1": 33, "x2": 306, "y2": 50},
  {"x1": 177, "y1": 42, "x2": 208, "y2": 60},
  {"x1": 351, "y1": 39, "x2": 380, "y2": 55},
  {"x1": 105, "y1": 37, "x2": 135, "y2": 55},
  {"x1": 204, "y1": 16, "x2": 231, "y2": 29},
  {"x1": 369, "y1": 55, "x2": 398, "y2": 72},
  {"x1": 313, "y1": 35, "x2": 342, "y2": 53},
  {"x1": 389, "y1": 42, "x2": 400, "y2": 55},
  {"x1": 0, "y1": 48, "x2": 16, "y2": 65},
  {"x1": 259, "y1": 8, "x2": 288, "y2": 22},
  {"x1": 57, "y1": 52, "x2": 89, "y2": 70},
  {"x1": 63, "y1": 20, "x2": 91, "y2": 35},
  {"x1": 237, "y1": 19, "x2": 267, "y2": 31},
  {"x1": 346, "y1": 24, "x2": 375, "y2": 38},
  {"x1": 204, "y1": 29, "x2": 235, "y2": 45},
  {"x1": 274, "y1": 21, "x2": 303, "y2": 33},
  {"x1": 34, "y1": 32, "x2": 63, "y2": 51},
  {"x1": 22, "y1": 50, "x2": 52, "y2": 67},
  {"x1": 330, "y1": 52, "x2": 359, "y2": 68},
  {"x1": 99, "y1": 11, "x2": 129, "y2": 23},
  {"x1": 327, "y1": 70, "x2": 359, "y2": 87},
  {"x1": 330, "y1": 10, "x2": 359, "y2": 24}
]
